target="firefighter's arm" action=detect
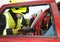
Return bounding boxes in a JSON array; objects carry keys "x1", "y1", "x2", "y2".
[
  {"x1": 6, "y1": 28, "x2": 21, "y2": 35},
  {"x1": 0, "y1": 14, "x2": 6, "y2": 35}
]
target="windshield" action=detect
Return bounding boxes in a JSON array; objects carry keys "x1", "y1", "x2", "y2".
[{"x1": 0, "y1": 4, "x2": 57, "y2": 37}]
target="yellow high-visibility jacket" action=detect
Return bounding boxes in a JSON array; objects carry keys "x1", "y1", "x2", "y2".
[{"x1": 3, "y1": 10, "x2": 22, "y2": 35}]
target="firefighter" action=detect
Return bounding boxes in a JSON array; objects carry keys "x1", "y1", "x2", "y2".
[{"x1": 2, "y1": 0, "x2": 28, "y2": 35}]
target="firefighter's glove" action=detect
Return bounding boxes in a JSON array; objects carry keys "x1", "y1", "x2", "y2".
[{"x1": 12, "y1": 28, "x2": 20, "y2": 35}]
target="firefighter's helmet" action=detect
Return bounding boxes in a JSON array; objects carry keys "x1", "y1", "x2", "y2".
[{"x1": 10, "y1": 0, "x2": 28, "y2": 14}]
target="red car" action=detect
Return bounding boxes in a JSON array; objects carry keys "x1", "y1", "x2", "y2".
[{"x1": 0, "y1": 0, "x2": 60, "y2": 42}]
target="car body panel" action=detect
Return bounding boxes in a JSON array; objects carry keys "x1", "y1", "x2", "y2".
[{"x1": 0, "y1": 0, "x2": 60, "y2": 42}]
